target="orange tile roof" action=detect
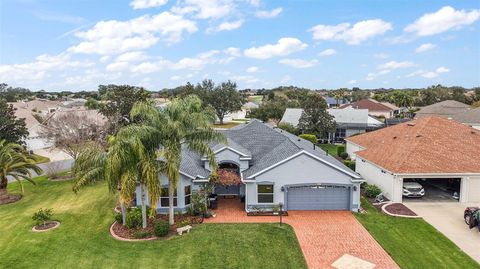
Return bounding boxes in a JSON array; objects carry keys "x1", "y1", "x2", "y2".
[
  {"x1": 346, "y1": 116, "x2": 480, "y2": 174},
  {"x1": 340, "y1": 99, "x2": 393, "y2": 112}
]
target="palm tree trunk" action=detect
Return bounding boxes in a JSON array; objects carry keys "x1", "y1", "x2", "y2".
[
  {"x1": 168, "y1": 184, "x2": 175, "y2": 225},
  {"x1": 120, "y1": 199, "x2": 127, "y2": 226},
  {"x1": 0, "y1": 175, "x2": 8, "y2": 197},
  {"x1": 140, "y1": 183, "x2": 147, "y2": 229}
]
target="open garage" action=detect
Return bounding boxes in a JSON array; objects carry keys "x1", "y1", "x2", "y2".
[
  {"x1": 346, "y1": 117, "x2": 480, "y2": 204},
  {"x1": 402, "y1": 178, "x2": 461, "y2": 202}
]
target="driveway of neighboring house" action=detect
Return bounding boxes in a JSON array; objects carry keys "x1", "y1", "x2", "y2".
[
  {"x1": 206, "y1": 198, "x2": 399, "y2": 269},
  {"x1": 405, "y1": 202, "x2": 480, "y2": 263}
]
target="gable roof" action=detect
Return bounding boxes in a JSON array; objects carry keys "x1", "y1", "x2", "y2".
[
  {"x1": 180, "y1": 119, "x2": 360, "y2": 180},
  {"x1": 340, "y1": 99, "x2": 393, "y2": 112},
  {"x1": 280, "y1": 108, "x2": 383, "y2": 128},
  {"x1": 448, "y1": 107, "x2": 480, "y2": 126},
  {"x1": 346, "y1": 116, "x2": 480, "y2": 174},
  {"x1": 415, "y1": 100, "x2": 471, "y2": 118}
]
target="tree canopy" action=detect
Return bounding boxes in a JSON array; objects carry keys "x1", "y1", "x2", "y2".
[
  {"x1": 0, "y1": 99, "x2": 28, "y2": 145},
  {"x1": 298, "y1": 94, "x2": 336, "y2": 138}
]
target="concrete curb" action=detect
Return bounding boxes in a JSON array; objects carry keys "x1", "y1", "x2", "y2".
[
  {"x1": 32, "y1": 221, "x2": 60, "y2": 232},
  {"x1": 381, "y1": 203, "x2": 422, "y2": 219},
  {"x1": 109, "y1": 221, "x2": 158, "y2": 242}
]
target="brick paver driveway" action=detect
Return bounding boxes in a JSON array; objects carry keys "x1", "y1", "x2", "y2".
[{"x1": 206, "y1": 198, "x2": 398, "y2": 269}]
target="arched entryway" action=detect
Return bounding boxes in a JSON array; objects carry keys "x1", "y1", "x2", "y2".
[{"x1": 214, "y1": 162, "x2": 242, "y2": 197}]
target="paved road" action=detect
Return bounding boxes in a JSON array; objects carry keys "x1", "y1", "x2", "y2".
[{"x1": 405, "y1": 202, "x2": 480, "y2": 263}]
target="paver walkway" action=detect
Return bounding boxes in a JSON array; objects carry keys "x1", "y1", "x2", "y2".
[{"x1": 205, "y1": 198, "x2": 399, "y2": 269}]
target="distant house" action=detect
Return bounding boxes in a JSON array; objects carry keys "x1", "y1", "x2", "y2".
[
  {"x1": 280, "y1": 108, "x2": 384, "y2": 142},
  {"x1": 415, "y1": 100, "x2": 471, "y2": 119},
  {"x1": 385, "y1": 118, "x2": 411, "y2": 127},
  {"x1": 450, "y1": 108, "x2": 480, "y2": 130},
  {"x1": 346, "y1": 116, "x2": 480, "y2": 203},
  {"x1": 340, "y1": 99, "x2": 398, "y2": 118},
  {"x1": 324, "y1": 97, "x2": 349, "y2": 108}
]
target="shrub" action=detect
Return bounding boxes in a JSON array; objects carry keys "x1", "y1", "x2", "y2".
[
  {"x1": 339, "y1": 151, "x2": 349, "y2": 160},
  {"x1": 337, "y1": 145, "x2": 345, "y2": 156},
  {"x1": 344, "y1": 160, "x2": 355, "y2": 170},
  {"x1": 125, "y1": 207, "x2": 142, "y2": 229},
  {"x1": 133, "y1": 231, "x2": 151, "y2": 239},
  {"x1": 299, "y1": 134, "x2": 317, "y2": 144},
  {"x1": 365, "y1": 184, "x2": 382, "y2": 198},
  {"x1": 32, "y1": 208, "x2": 53, "y2": 226},
  {"x1": 153, "y1": 220, "x2": 170, "y2": 237},
  {"x1": 177, "y1": 219, "x2": 190, "y2": 228},
  {"x1": 114, "y1": 212, "x2": 123, "y2": 224}
]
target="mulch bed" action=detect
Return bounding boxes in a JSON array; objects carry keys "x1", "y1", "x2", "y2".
[
  {"x1": 34, "y1": 221, "x2": 58, "y2": 230},
  {"x1": 112, "y1": 214, "x2": 203, "y2": 240},
  {"x1": 48, "y1": 175, "x2": 73, "y2": 181},
  {"x1": 384, "y1": 203, "x2": 418, "y2": 216},
  {"x1": 0, "y1": 194, "x2": 23, "y2": 205}
]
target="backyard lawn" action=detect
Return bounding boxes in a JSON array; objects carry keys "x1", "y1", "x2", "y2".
[
  {"x1": 355, "y1": 198, "x2": 480, "y2": 269},
  {"x1": 0, "y1": 177, "x2": 306, "y2": 269},
  {"x1": 213, "y1": 122, "x2": 241, "y2": 129},
  {"x1": 317, "y1": 144, "x2": 343, "y2": 157}
]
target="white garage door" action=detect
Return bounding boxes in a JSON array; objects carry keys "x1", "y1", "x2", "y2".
[
  {"x1": 287, "y1": 185, "x2": 350, "y2": 210},
  {"x1": 468, "y1": 177, "x2": 480, "y2": 203}
]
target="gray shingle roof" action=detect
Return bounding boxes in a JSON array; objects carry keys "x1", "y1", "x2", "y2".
[
  {"x1": 280, "y1": 108, "x2": 383, "y2": 128},
  {"x1": 179, "y1": 119, "x2": 360, "y2": 180},
  {"x1": 415, "y1": 100, "x2": 471, "y2": 118},
  {"x1": 450, "y1": 108, "x2": 480, "y2": 125}
]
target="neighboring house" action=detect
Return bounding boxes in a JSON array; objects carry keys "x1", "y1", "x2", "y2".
[
  {"x1": 280, "y1": 108, "x2": 384, "y2": 142},
  {"x1": 324, "y1": 97, "x2": 349, "y2": 108},
  {"x1": 62, "y1": 98, "x2": 87, "y2": 108},
  {"x1": 450, "y1": 108, "x2": 480, "y2": 130},
  {"x1": 346, "y1": 116, "x2": 480, "y2": 203},
  {"x1": 136, "y1": 120, "x2": 363, "y2": 212},
  {"x1": 415, "y1": 100, "x2": 471, "y2": 119},
  {"x1": 385, "y1": 118, "x2": 411, "y2": 127},
  {"x1": 340, "y1": 99, "x2": 396, "y2": 118}
]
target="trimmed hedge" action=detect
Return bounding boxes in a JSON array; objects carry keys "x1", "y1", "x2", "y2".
[
  {"x1": 336, "y1": 145, "x2": 345, "y2": 156},
  {"x1": 299, "y1": 134, "x2": 317, "y2": 144},
  {"x1": 339, "y1": 152, "x2": 349, "y2": 160},
  {"x1": 125, "y1": 207, "x2": 142, "y2": 229},
  {"x1": 343, "y1": 160, "x2": 355, "y2": 170}
]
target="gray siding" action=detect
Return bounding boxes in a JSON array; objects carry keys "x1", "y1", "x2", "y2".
[{"x1": 246, "y1": 153, "x2": 360, "y2": 211}]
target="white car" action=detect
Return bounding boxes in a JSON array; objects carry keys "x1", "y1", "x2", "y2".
[{"x1": 403, "y1": 182, "x2": 425, "y2": 198}]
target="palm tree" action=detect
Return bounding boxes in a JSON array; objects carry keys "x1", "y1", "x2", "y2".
[
  {"x1": 131, "y1": 95, "x2": 224, "y2": 225},
  {"x1": 72, "y1": 128, "x2": 161, "y2": 228},
  {"x1": 0, "y1": 140, "x2": 42, "y2": 197}
]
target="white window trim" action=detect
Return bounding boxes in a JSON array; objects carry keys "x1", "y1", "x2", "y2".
[
  {"x1": 257, "y1": 184, "x2": 274, "y2": 204},
  {"x1": 160, "y1": 188, "x2": 178, "y2": 208}
]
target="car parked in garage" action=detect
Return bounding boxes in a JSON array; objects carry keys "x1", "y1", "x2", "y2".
[
  {"x1": 402, "y1": 182, "x2": 425, "y2": 198},
  {"x1": 464, "y1": 207, "x2": 480, "y2": 232}
]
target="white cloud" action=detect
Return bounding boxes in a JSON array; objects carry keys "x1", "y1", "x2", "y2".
[
  {"x1": 230, "y1": 75, "x2": 259, "y2": 84},
  {"x1": 223, "y1": 47, "x2": 241, "y2": 57},
  {"x1": 106, "y1": 61, "x2": 130, "y2": 72},
  {"x1": 319, "y1": 49, "x2": 336, "y2": 56},
  {"x1": 116, "y1": 51, "x2": 148, "y2": 62},
  {"x1": 405, "y1": 6, "x2": 480, "y2": 36},
  {"x1": 436, "y1": 66, "x2": 450, "y2": 73},
  {"x1": 310, "y1": 19, "x2": 392, "y2": 45},
  {"x1": 68, "y1": 12, "x2": 197, "y2": 55},
  {"x1": 171, "y1": 0, "x2": 235, "y2": 19},
  {"x1": 279, "y1": 58, "x2": 318, "y2": 68},
  {"x1": 378, "y1": 61, "x2": 415, "y2": 70},
  {"x1": 349, "y1": 80, "x2": 357, "y2": 84},
  {"x1": 244, "y1": 37, "x2": 307, "y2": 59},
  {"x1": 170, "y1": 75, "x2": 182, "y2": 80},
  {"x1": 207, "y1": 19, "x2": 244, "y2": 33},
  {"x1": 255, "y1": 8, "x2": 283, "y2": 19},
  {"x1": 415, "y1": 43, "x2": 436, "y2": 53},
  {"x1": 421, "y1": 71, "x2": 438, "y2": 78},
  {"x1": 246, "y1": 66, "x2": 259, "y2": 73},
  {"x1": 0, "y1": 53, "x2": 94, "y2": 82},
  {"x1": 280, "y1": 75, "x2": 292, "y2": 84},
  {"x1": 365, "y1": 69, "x2": 391, "y2": 81},
  {"x1": 130, "y1": 0, "x2": 168, "y2": 9},
  {"x1": 406, "y1": 67, "x2": 449, "y2": 79}
]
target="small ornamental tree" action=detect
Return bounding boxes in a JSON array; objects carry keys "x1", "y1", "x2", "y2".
[
  {"x1": 32, "y1": 208, "x2": 53, "y2": 227},
  {"x1": 216, "y1": 169, "x2": 241, "y2": 186}
]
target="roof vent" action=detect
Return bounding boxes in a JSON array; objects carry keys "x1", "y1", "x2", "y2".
[
  {"x1": 393, "y1": 136, "x2": 397, "y2": 139},
  {"x1": 416, "y1": 134, "x2": 422, "y2": 138},
  {"x1": 298, "y1": 138, "x2": 301, "y2": 141},
  {"x1": 407, "y1": 123, "x2": 415, "y2": 126}
]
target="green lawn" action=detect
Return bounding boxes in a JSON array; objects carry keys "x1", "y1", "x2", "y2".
[
  {"x1": 248, "y1": 95, "x2": 263, "y2": 104},
  {"x1": 355, "y1": 198, "x2": 480, "y2": 269},
  {"x1": 213, "y1": 122, "x2": 241, "y2": 129},
  {"x1": 318, "y1": 144, "x2": 343, "y2": 157},
  {"x1": 0, "y1": 177, "x2": 307, "y2": 269}
]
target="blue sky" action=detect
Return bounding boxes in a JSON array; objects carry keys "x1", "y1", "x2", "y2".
[{"x1": 0, "y1": 0, "x2": 479, "y2": 91}]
